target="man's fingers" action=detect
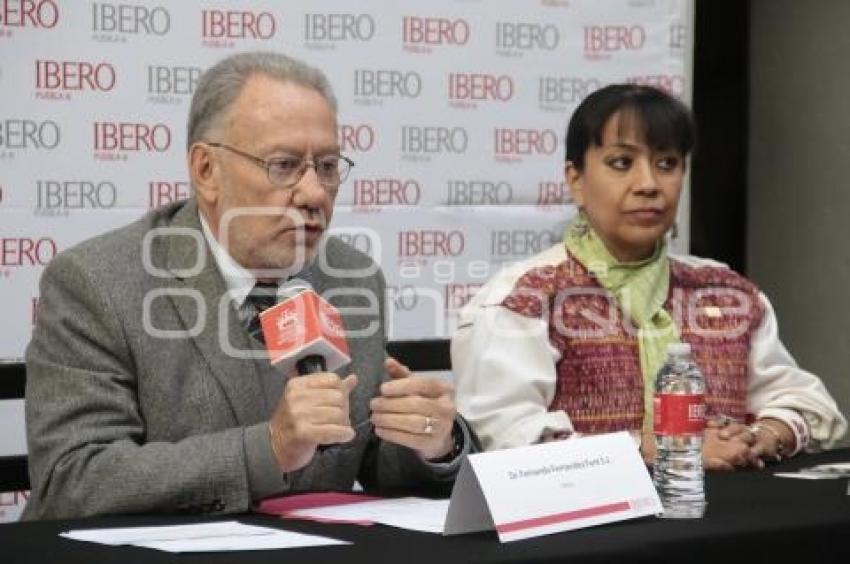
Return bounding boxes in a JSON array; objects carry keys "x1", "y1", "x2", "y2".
[
  {"x1": 342, "y1": 374, "x2": 358, "y2": 394},
  {"x1": 292, "y1": 372, "x2": 347, "y2": 389},
  {"x1": 381, "y1": 375, "x2": 453, "y2": 398},
  {"x1": 370, "y1": 395, "x2": 433, "y2": 416},
  {"x1": 288, "y1": 405, "x2": 349, "y2": 425},
  {"x1": 372, "y1": 412, "x2": 442, "y2": 436},
  {"x1": 305, "y1": 424, "x2": 356, "y2": 445},
  {"x1": 384, "y1": 357, "x2": 411, "y2": 379},
  {"x1": 286, "y1": 386, "x2": 349, "y2": 409}
]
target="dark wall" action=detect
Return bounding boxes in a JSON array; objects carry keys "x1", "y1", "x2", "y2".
[{"x1": 689, "y1": 0, "x2": 749, "y2": 273}]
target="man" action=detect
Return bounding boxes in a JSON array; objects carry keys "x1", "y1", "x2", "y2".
[{"x1": 24, "y1": 51, "x2": 472, "y2": 519}]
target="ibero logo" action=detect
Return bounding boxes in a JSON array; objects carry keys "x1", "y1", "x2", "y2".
[
  {"x1": 147, "y1": 65, "x2": 203, "y2": 103},
  {"x1": 584, "y1": 25, "x2": 646, "y2": 60},
  {"x1": 0, "y1": 0, "x2": 59, "y2": 30},
  {"x1": 304, "y1": 13, "x2": 375, "y2": 47},
  {"x1": 537, "y1": 77, "x2": 601, "y2": 112},
  {"x1": 398, "y1": 229, "x2": 465, "y2": 259},
  {"x1": 149, "y1": 181, "x2": 191, "y2": 209},
  {"x1": 352, "y1": 178, "x2": 421, "y2": 211},
  {"x1": 448, "y1": 73, "x2": 514, "y2": 109},
  {"x1": 669, "y1": 22, "x2": 686, "y2": 53},
  {"x1": 93, "y1": 121, "x2": 171, "y2": 160},
  {"x1": 35, "y1": 59, "x2": 116, "y2": 100},
  {"x1": 445, "y1": 179, "x2": 513, "y2": 206},
  {"x1": 91, "y1": 2, "x2": 171, "y2": 38},
  {"x1": 402, "y1": 16, "x2": 469, "y2": 54},
  {"x1": 493, "y1": 128, "x2": 558, "y2": 163},
  {"x1": 353, "y1": 69, "x2": 422, "y2": 105},
  {"x1": 496, "y1": 21, "x2": 559, "y2": 56},
  {"x1": 0, "y1": 119, "x2": 60, "y2": 150},
  {"x1": 445, "y1": 283, "x2": 484, "y2": 313},
  {"x1": 0, "y1": 237, "x2": 58, "y2": 268},
  {"x1": 339, "y1": 123, "x2": 375, "y2": 153},
  {"x1": 490, "y1": 228, "x2": 560, "y2": 259},
  {"x1": 202, "y1": 9, "x2": 276, "y2": 47},
  {"x1": 537, "y1": 180, "x2": 572, "y2": 207},
  {"x1": 36, "y1": 180, "x2": 117, "y2": 214},
  {"x1": 401, "y1": 125, "x2": 469, "y2": 162}
]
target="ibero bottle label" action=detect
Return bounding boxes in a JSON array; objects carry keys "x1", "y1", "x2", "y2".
[{"x1": 653, "y1": 394, "x2": 706, "y2": 435}]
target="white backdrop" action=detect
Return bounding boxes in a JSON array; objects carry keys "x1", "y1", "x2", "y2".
[{"x1": 0, "y1": 0, "x2": 693, "y2": 521}]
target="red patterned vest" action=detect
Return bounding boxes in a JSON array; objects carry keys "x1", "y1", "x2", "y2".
[{"x1": 501, "y1": 251, "x2": 765, "y2": 434}]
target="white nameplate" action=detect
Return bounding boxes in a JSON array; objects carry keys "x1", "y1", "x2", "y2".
[{"x1": 444, "y1": 431, "x2": 662, "y2": 542}]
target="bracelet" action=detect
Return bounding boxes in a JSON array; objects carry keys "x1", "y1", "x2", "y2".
[
  {"x1": 428, "y1": 421, "x2": 464, "y2": 463},
  {"x1": 750, "y1": 422, "x2": 787, "y2": 459}
]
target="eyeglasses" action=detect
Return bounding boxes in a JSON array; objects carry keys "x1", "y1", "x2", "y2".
[{"x1": 206, "y1": 142, "x2": 354, "y2": 189}]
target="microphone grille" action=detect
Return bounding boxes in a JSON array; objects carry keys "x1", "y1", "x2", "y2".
[{"x1": 279, "y1": 277, "x2": 312, "y2": 299}]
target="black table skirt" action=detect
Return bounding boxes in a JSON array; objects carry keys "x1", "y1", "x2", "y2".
[{"x1": 2, "y1": 449, "x2": 849, "y2": 564}]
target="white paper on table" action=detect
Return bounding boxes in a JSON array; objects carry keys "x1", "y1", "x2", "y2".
[
  {"x1": 60, "y1": 520, "x2": 349, "y2": 552},
  {"x1": 773, "y1": 471, "x2": 841, "y2": 480},
  {"x1": 133, "y1": 530, "x2": 350, "y2": 553},
  {"x1": 774, "y1": 461, "x2": 850, "y2": 480},
  {"x1": 287, "y1": 497, "x2": 450, "y2": 533}
]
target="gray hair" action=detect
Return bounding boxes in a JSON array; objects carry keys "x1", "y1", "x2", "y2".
[{"x1": 186, "y1": 51, "x2": 338, "y2": 150}]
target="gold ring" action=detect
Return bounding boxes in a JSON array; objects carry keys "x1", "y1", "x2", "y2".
[{"x1": 423, "y1": 416, "x2": 434, "y2": 435}]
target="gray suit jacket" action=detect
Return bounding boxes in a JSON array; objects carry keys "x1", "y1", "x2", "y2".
[{"x1": 24, "y1": 199, "x2": 460, "y2": 519}]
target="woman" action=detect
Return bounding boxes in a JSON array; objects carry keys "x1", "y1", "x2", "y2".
[{"x1": 451, "y1": 84, "x2": 846, "y2": 470}]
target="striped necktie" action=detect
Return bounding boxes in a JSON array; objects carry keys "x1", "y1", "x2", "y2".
[{"x1": 244, "y1": 281, "x2": 279, "y2": 344}]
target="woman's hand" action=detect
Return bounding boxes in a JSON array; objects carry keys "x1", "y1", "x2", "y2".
[
  {"x1": 642, "y1": 417, "x2": 795, "y2": 471},
  {"x1": 703, "y1": 423, "x2": 760, "y2": 470},
  {"x1": 749, "y1": 418, "x2": 795, "y2": 462},
  {"x1": 642, "y1": 424, "x2": 758, "y2": 470}
]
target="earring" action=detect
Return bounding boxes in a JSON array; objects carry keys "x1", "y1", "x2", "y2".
[
  {"x1": 669, "y1": 222, "x2": 679, "y2": 240},
  {"x1": 572, "y1": 207, "x2": 590, "y2": 237}
]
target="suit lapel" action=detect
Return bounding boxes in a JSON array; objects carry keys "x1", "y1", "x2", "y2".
[{"x1": 163, "y1": 199, "x2": 264, "y2": 425}]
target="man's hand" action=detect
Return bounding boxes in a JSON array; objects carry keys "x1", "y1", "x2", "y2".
[
  {"x1": 370, "y1": 358, "x2": 457, "y2": 461},
  {"x1": 268, "y1": 372, "x2": 358, "y2": 472}
]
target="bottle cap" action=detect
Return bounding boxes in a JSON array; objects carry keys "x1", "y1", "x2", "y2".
[{"x1": 666, "y1": 342, "x2": 692, "y2": 356}]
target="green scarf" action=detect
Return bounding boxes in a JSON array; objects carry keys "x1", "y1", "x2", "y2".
[{"x1": 564, "y1": 216, "x2": 679, "y2": 429}]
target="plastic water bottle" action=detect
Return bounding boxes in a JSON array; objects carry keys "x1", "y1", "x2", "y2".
[{"x1": 653, "y1": 342, "x2": 707, "y2": 518}]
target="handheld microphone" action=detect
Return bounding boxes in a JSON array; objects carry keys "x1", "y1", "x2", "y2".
[
  {"x1": 258, "y1": 283, "x2": 350, "y2": 375},
  {"x1": 296, "y1": 354, "x2": 326, "y2": 375}
]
